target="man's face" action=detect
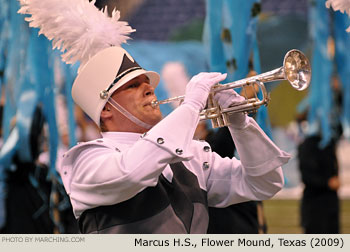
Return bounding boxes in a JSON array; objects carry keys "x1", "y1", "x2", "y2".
[{"x1": 110, "y1": 74, "x2": 162, "y2": 127}]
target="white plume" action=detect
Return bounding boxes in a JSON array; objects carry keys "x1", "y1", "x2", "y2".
[
  {"x1": 18, "y1": 0, "x2": 135, "y2": 70},
  {"x1": 326, "y1": 0, "x2": 350, "y2": 32}
]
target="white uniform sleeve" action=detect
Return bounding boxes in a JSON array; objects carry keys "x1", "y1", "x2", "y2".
[
  {"x1": 60, "y1": 104, "x2": 200, "y2": 217},
  {"x1": 205, "y1": 116, "x2": 290, "y2": 207},
  {"x1": 229, "y1": 117, "x2": 291, "y2": 176}
]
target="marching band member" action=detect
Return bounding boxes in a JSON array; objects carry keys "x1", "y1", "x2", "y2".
[
  {"x1": 18, "y1": 0, "x2": 290, "y2": 234},
  {"x1": 59, "y1": 47, "x2": 290, "y2": 233}
]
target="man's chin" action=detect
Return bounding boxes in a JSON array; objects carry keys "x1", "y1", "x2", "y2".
[{"x1": 146, "y1": 113, "x2": 163, "y2": 125}]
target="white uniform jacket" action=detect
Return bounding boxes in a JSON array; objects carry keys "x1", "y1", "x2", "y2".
[{"x1": 59, "y1": 104, "x2": 290, "y2": 219}]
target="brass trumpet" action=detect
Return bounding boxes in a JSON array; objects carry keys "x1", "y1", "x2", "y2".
[{"x1": 152, "y1": 49, "x2": 311, "y2": 128}]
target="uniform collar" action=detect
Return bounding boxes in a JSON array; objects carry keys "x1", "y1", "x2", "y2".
[{"x1": 101, "y1": 131, "x2": 142, "y2": 145}]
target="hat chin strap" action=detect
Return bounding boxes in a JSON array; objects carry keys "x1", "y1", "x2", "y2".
[{"x1": 107, "y1": 98, "x2": 153, "y2": 130}]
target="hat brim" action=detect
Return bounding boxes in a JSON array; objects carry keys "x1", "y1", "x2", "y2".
[{"x1": 107, "y1": 69, "x2": 160, "y2": 98}]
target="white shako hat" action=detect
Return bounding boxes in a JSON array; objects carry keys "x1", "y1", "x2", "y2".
[{"x1": 72, "y1": 46, "x2": 160, "y2": 126}]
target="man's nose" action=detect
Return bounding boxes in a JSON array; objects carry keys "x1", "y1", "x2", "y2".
[{"x1": 142, "y1": 83, "x2": 154, "y2": 96}]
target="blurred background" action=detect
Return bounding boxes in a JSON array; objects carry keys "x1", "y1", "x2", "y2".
[{"x1": 0, "y1": 0, "x2": 349, "y2": 233}]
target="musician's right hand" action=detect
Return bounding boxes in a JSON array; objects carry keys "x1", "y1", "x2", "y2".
[{"x1": 182, "y1": 72, "x2": 227, "y2": 112}]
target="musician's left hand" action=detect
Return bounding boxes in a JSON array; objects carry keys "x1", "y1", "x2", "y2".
[{"x1": 214, "y1": 88, "x2": 249, "y2": 129}]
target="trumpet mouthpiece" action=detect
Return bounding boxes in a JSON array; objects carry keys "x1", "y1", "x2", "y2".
[{"x1": 151, "y1": 100, "x2": 159, "y2": 108}]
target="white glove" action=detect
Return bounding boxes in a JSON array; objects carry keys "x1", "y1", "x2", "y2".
[
  {"x1": 182, "y1": 72, "x2": 227, "y2": 112},
  {"x1": 214, "y1": 88, "x2": 249, "y2": 129}
]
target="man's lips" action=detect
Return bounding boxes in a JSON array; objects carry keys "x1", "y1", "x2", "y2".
[{"x1": 143, "y1": 98, "x2": 158, "y2": 107}]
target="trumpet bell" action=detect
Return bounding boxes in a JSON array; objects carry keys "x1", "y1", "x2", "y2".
[{"x1": 283, "y1": 49, "x2": 311, "y2": 91}]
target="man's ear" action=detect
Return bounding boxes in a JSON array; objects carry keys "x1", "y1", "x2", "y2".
[{"x1": 100, "y1": 106, "x2": 113, "y2": 120}]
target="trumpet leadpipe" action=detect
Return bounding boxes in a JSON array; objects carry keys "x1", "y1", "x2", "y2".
[{"x1": 151, "y1": 95, "x2": 185, "y2": 108}]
